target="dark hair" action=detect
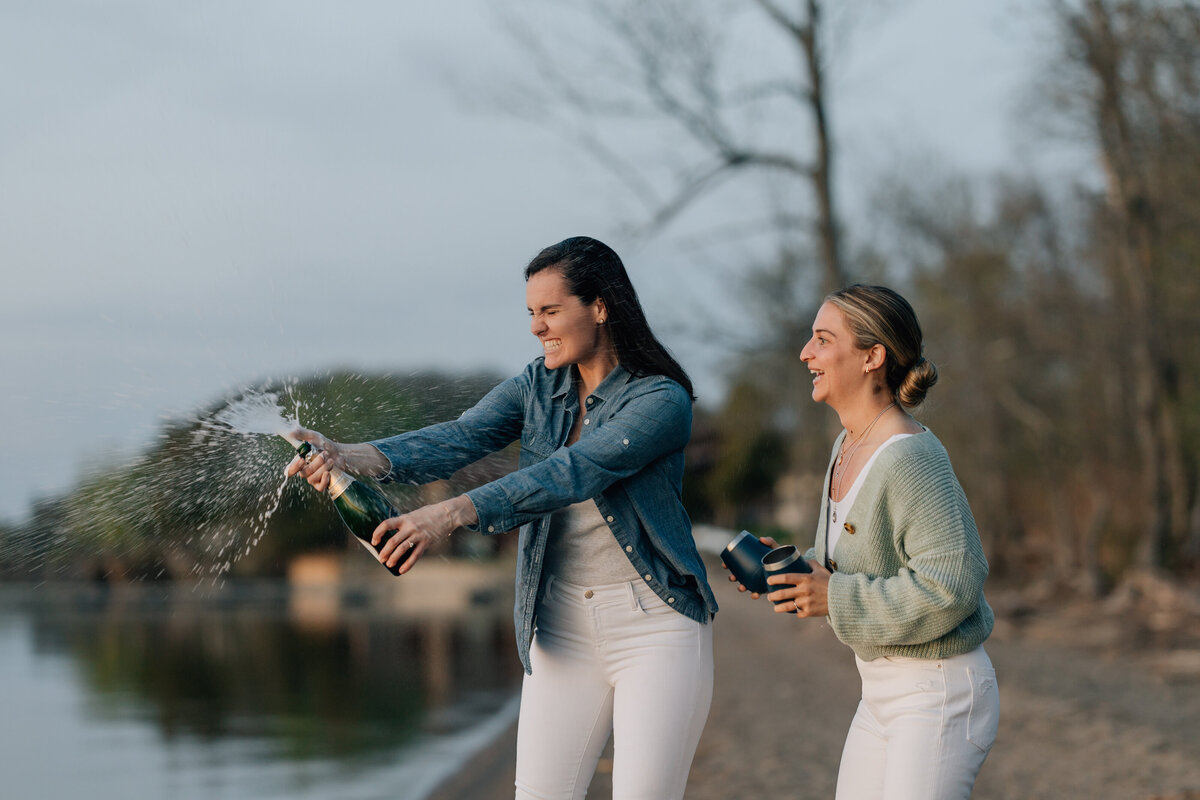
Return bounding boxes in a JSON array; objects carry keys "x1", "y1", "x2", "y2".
[
  {"x1": 825, "y1": 284, "x2": 938, "y2": 408},
  {"x1": 525, "y1": 236, "x2": 694, "y2": 398}
]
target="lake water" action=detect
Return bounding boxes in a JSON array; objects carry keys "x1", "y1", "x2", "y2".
[{"x1": 0, "y1": 580, "x2": 523, "y2": 800}]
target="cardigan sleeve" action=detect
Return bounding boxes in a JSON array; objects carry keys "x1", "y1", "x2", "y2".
[{"x1": 826, "y1": 447, "x2": 989, "y2": 649}]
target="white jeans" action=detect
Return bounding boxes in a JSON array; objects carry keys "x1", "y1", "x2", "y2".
[
  {"x1": 514, "y1": 574, "x2": 714, "y2": 800},
  {"x1": 835, "y1": 646, "x2": 999, "y2": 800}
]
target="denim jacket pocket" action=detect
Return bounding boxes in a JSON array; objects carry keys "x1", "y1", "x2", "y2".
[
  {"x1": 519, "y1": 430, "x2": 553, "y2": 463},
  {"x1": 966, "y1": 665, "x2": 999, "y2": 752}
]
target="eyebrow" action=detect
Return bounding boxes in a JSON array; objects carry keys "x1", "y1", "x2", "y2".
[
  {"x1": 813, "y1": 328, "x2": 836, "y2": 337},
  {"x1": 528, "y1": 303, "x2": 564, "y2": 313}
]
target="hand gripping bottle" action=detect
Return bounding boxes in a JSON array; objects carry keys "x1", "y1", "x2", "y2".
[{"x1": 284, "y1": 434, "x2": 411, "y2": 575}]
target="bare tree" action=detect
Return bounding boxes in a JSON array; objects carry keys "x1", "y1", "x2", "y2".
[
  {"x1": 496, "y1": 0, "x2": 849, "y2": 293},
  {"x1": 1046, "y1": 0, "x2": 1200, "y2": 570}
]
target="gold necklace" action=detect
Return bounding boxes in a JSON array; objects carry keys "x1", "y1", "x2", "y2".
[{"x1": 831, "y1": 401, "x2": 895, "y2": 521}]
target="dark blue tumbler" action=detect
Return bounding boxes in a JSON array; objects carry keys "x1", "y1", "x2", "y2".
[
  {"x1": 761, "y1": 545, "x2": 812, "y2": 613},
  {"x1": 719, "y1": 531, "x2": 774, "y2": 595}
]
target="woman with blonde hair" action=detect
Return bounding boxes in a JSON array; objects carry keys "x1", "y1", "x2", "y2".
[{"x1": 749, "y1": 284, "x2": 999, "y2": 799}]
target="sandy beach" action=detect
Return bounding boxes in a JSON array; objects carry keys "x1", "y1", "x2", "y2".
[{"x1": 429, "y1": 555, "x2": 1200, "y2": 799}]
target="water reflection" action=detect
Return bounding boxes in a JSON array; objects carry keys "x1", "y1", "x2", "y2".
[{"x1": 1, "y1": 575, "x2": 521, "y2": 799}]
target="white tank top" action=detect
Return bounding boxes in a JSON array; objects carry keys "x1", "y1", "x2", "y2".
[{"x1": 828, "y1": 433, "x2": 913, "y2": 556}]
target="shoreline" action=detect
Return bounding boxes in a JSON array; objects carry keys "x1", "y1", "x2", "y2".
[{"x1": 412, "y1": 695, "x2": 521, "y2": 800}]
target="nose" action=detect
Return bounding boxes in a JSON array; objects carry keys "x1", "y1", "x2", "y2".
[
  {"x1": 530, "y1": 314, "x2": 546, "y2": 337},
  {"x1": 799, "y1": 338, "x2": 814, "y2": 362}
]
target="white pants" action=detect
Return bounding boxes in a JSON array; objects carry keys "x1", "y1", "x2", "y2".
[
  {"x1": 835, "y1": 646, "x2": 999, "y2": 800},
  {"x1": 514, "y1": 574, "x2": 714, "y2": 800}
]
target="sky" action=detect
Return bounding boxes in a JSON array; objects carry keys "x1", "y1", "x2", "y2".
[{"x1": 0, "y1": 0, "x2": 1062, "y2": 523}]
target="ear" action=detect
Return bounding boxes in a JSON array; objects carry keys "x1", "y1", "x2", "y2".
[
  {"x1": 594, "y1": 298, "x2": 608, "y2": 325},
  {"x1": 863, "y1": 344, "x2": 887, "y2": 373}
]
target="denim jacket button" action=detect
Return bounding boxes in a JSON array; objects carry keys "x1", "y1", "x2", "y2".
[
  {"x1": 584, "y1": 418, "x2": 591, "y2": 425},
  {"x1": 586, "y1": 397, "x2": 594, "y2": 405},
  {"x1": 644, "y1": 574, "x2": 653, "y2": 582},
  {"x1": 625, "y1": 545, "x2": 632, "y2": 552},
  {"x1": 667, "y1": 597, "x2": 675, "y2": 604},
  {"x1": 487, "y1": 526, "x2": 495, "y2": 533},
  {"x1": 622, "y1": 438, "x2": 629, "y2": 445},
  {"x1": 606, "y1": 515, "x2": 614, "y2": 523}
]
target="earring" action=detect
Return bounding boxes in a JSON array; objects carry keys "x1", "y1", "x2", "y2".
[{"x1": 598, "y1": 318, "x2": 606, "y2": 324}]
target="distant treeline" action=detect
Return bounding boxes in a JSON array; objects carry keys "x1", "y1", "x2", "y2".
[
  {"x1": 535, "y1": 0, "x2": 1200, "y2": 597},
  {"x1": 6, "y1": 1, "x2": 1200, "y2": 599},
  {"x1": 0, "y1": 370, "x2": 510, "y2": 582}
]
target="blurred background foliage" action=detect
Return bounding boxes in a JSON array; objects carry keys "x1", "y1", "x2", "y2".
[
  {"x1": 3, "y1": 0, "x2": 1199, "y2": 599},
  {"x1": 0, "y1": 371, "x2": 506, "y2": 582}
]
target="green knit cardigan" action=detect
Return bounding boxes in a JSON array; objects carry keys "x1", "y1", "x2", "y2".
[{"x1": 806, "y1": 429, "x2": 994, "y2": 662}]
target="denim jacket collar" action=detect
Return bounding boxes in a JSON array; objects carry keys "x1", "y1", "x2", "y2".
[{"x1": 549, "y1": 362, "x2": 632, "y2": 402}]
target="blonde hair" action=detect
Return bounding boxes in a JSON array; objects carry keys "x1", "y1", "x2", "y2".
[{"x1": 825, "y1": 284, "x2": 938, "y2": 408}]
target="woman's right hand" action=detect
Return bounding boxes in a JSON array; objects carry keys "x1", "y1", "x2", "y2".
[
  {"x1": 285, "y1": 428, "x2": 348, "y2": 494},
  {"x1": 285, "y1": 428, "x2": 392, "y2": 492},
  {"x1": 723, "y1": 535, "x2": 780, "y2": 597}
]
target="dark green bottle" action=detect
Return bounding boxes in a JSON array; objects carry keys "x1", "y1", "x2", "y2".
[{"x1": 288, "y1": 437, "x2": 410, "y2": 576}]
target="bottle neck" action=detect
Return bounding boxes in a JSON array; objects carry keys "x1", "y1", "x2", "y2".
[
  {"x1": 327, "y1": 469, "x2": 353, "y2": 500},
  {"x1": 285, "y1": 435, "x2": 353, "y2": 499}
]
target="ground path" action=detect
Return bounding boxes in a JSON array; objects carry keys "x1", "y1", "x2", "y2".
[{"x1": 430, "y1": 557, "x2": 1200, "y2": 799}]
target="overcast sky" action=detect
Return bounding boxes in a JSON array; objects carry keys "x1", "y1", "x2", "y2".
[{"x1": 1, "y1": 0, "x2": 1059, "y2": 522}]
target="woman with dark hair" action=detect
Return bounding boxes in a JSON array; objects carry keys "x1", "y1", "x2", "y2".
[
  {"x1": 735, "y1": 285, "x2": 998, "y2": 799},
  {"x1": 287, "y1": 236, "x2": 716, "y2": 800}
]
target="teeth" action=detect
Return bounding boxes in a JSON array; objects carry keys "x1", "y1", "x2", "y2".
[{"x1": 543, "y1": 339, "x2": 562, "y2": 352}]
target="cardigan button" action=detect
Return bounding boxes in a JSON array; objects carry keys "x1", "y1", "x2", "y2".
[
  {"x1": 843, "y1": 523, "x2": 856, "y2": 535},
  {"x1": 829, "y1": 559, "x2": 838, "y2": 571}
]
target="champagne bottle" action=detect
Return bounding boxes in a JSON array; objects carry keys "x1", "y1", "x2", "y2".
[{"x1": 284, "y1": 435, "x2": 411, "y2": 575}]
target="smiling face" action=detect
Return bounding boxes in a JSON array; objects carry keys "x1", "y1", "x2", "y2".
[
  {"x1": 526, "y1": 268, "x2": 608, "y2": 372},
  {"x1": 799, "y1": 301, "x2": 874, "y2": 407}
]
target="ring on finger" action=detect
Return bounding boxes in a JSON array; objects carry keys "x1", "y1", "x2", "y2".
[{"x1": 792, "y1": 600, "x2": 800, "y2": 613}]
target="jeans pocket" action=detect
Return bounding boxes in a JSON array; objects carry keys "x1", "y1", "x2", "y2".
[
  {"x1": 966, "y1": 666, "x2": 999, "y2": 753},
  {"x1": 634, "y1": 590, "x2": 675, "y2": 616}
]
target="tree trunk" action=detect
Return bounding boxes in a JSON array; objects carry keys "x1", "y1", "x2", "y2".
[
  {"x1": 1078, "y1": 0, "x2": 1175, "y2": 569},
  {"x1": 800, "y1": 0, "x2": 846, "y2": 293}
]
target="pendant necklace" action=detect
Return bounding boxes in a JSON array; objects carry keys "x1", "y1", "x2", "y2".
[{"x1": 831, "y1": 401, "x2": 895, "y2": 523}]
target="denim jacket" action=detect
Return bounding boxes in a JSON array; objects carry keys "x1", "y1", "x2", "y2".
[{"x1": 370, "y1": 358, "x2": 718, "y2": 674}]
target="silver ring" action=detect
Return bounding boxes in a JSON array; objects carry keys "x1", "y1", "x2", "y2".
[{"x1": 792, "y1": 600, "x2": 800, "y2": 613}]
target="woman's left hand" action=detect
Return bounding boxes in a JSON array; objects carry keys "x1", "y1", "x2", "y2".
[
  {"x1": 766, "y1": 561, "x2": 831, "y2": 618},
  {"x1": 372, "y1": 496, "x2": 478, "y2": 574}
]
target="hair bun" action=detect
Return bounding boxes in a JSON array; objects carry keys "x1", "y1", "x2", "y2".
[{"x1": 897, "y1": 357, "x2": 938, "y2": 408}]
